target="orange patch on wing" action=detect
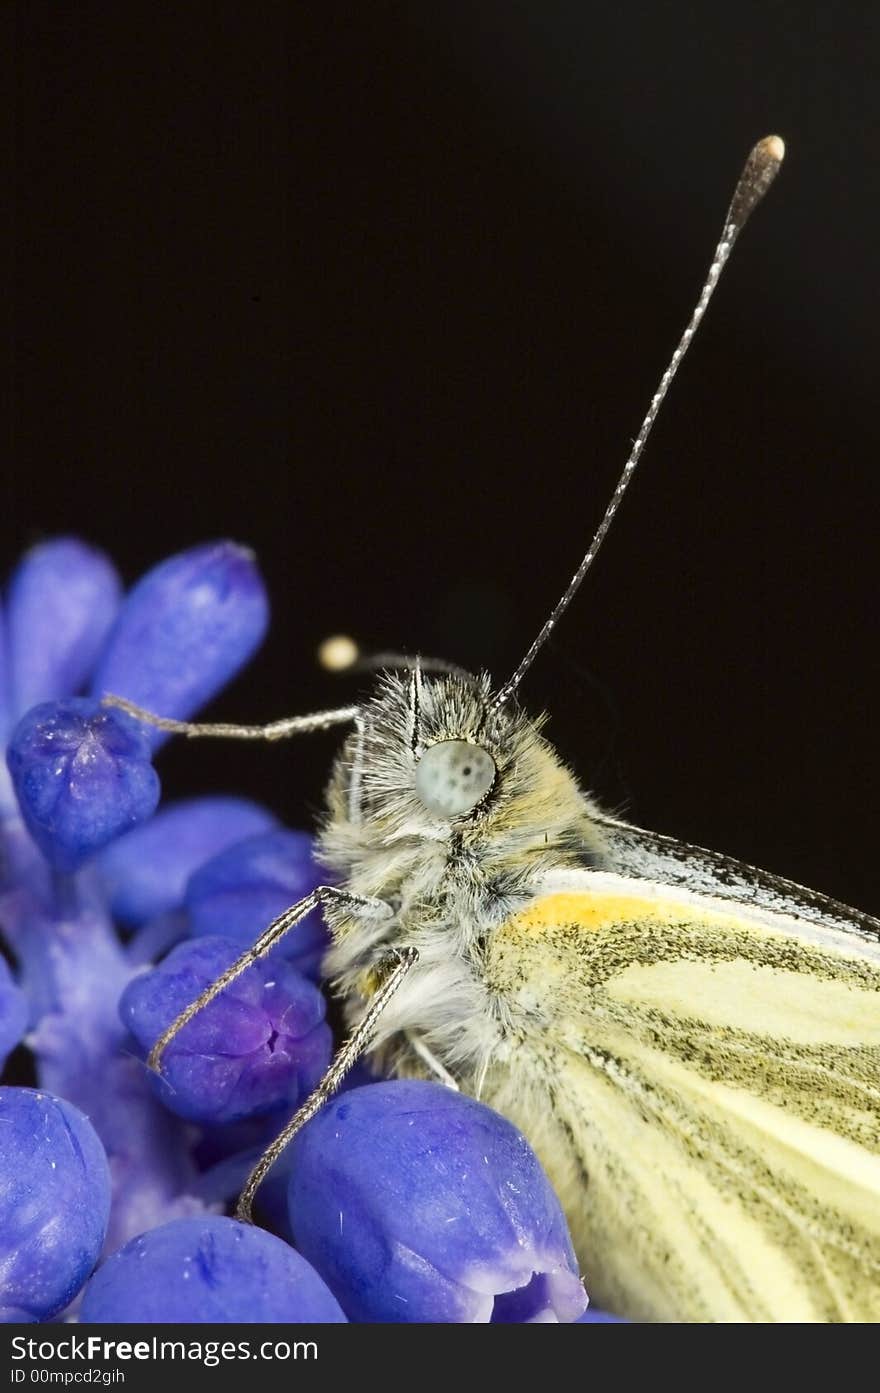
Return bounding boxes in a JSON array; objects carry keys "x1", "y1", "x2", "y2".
[{"x1": 502, "y1": 890, "x2": 739, "y2": 938}]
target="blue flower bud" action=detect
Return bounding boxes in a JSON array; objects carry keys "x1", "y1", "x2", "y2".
[
  {"x1": 7, "y1": 539, "x2": 121, "y2": 719},
  {"x1": 79, "y1": 1216, "x2": 347, "y2": 1323},
  {"x1": 96, "y1": 797, "x2": 278, "y2": 926},
  {"x1": 6, "y1": 698, "x2": 160, "y2": 871},
  {"x1": 0, "y1": 1087, "x2": 111, "y2": 1322},
  {"x1": 287, "y1": 1081, "x2": 588, "y2": 1323},
  {"x1": 186, "y1": 829, "x2": 327, "y2": 977},
  {"x1": 120, "y1": 936, "x2": 331, "y2": 1124},
  {"x1": 0, "y1": 958, "x2": 27, "y2": 1068},
  {"x1": 90, "y1": 542, "x2": 269, "y2": 750}
]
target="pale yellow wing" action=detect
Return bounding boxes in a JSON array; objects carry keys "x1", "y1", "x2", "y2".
[{"x1": 481, "y1": 873, "x2": 880, "y2": 1322}]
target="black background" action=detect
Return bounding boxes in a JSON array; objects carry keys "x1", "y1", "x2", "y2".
[{"x1": 6, "y1": 4, "x2": 880, "y2": 915}]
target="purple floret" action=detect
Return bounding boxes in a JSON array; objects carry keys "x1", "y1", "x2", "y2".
[
  {"x1": 96, "y1": 796, "x2": 278, "y2": 927},
  {"x1": 0, "y1": 1087, "x2": 111, "y2": 1322},
  {"x1": 287, "y1": 1080, "x2": 589, "y2": 1323},
  {"x1": 120, "y1": 936, "x2": 332, "y2": 1124},
  {"x1": 6, "y1": 698, "x2": 161, "y2": 871},
  {"x1": 6, "y1": 539, "x2": 121, "y2": 719},
  {"x1": 186, "y1": 828, "x2": 328, "y2": 976},
  {"x1": 90, "y1": 541, "x2": 269, "y2": 750},
  {"x1": 80, "y1": 1216, "x2": 347, "y2": 1323}
]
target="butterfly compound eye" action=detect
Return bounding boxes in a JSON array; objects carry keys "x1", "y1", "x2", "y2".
[{"x1": 414, "y1": 740, "x2": 496, "y2": 817}]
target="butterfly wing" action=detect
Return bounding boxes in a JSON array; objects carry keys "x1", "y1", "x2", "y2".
[
  {"x1": 481, "y1": 854, "x2": 880, "y2": 1322},
  {"x1": 591, "y1": 810, "x2": 880, "y2": 944}
]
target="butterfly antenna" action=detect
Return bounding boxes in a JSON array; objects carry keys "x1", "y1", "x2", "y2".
[{"x1": 491, "y1": 134, "x2": 785, "y2": 711}]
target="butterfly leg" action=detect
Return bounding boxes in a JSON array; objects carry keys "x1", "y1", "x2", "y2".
[
  {"x1": 235, "y1": 944, "x2": 420, "y2": 1222},
  {"x1": 102, "y1": 693, "x2": 359, "y2": 741},
  {"x1": 146, "y1": 885, "x2": 394, "y2": 1072}
]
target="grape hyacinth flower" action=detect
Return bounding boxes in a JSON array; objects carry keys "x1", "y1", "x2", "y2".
[
  {"x1": 0, "y1": 535, "x2": 597, "y2": 1324},
  {"x1": 80, "y1": 1216, "x2": 346, "y2": 1323},
  {"x1": 0, "y1": 1087, "x2": 111, "y2": 1322},
  {"x1": 120, "y1": 936, "x2": 331, "y2": 1124},
  {"x1": 287, "y1": 1081, "x2": 589, "y2": 1323},
  {"x1": 8, "y1": 698, "x2": 160, "y2": 872},
  {"x1": 0, "y1": 537, "x2": 320, "y2": 1264},
  {"x1": 185, "y1": 828, "x2": 328, "y2": 978},
  {"x1": 96, "y1": 799, "x2": 278, "y2": 930}
]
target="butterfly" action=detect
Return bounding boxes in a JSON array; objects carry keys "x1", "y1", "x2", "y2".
[{"x1": 108, "y1": 136, "x2": 880, "y2": 1322}]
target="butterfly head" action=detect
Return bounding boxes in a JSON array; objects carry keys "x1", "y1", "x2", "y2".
[{"x1": 321, "y1": 667, "x2": 600, "y2": 880}]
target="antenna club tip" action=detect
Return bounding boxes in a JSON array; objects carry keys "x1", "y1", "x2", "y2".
[
  {"x1": 728, "y1": 133, "x2": 786, "y2": 231},
  {"x1": 758, "y1": 134, "x2": 785, "y2": 166},
  {"x1": 318, "y1": 634, "x2": 360, "y2": 673}
]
